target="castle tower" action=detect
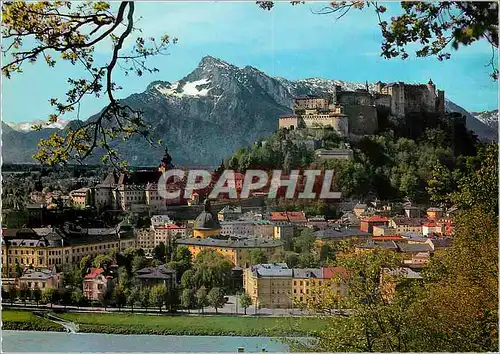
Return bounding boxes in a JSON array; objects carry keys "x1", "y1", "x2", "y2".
[{"x1": 426, "y1": 79, "x2": 437, "y2": 112}]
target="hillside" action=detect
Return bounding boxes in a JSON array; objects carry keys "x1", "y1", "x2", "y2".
[{"x1": 3, "y1": 56, "x2": 497, "y2": 165}]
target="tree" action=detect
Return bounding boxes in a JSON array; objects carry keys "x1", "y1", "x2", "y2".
[
  {"x1": 98, "y1": 289, "x2": 112, "y2": 310},
  {"x1": 406, "y1": 206, "x2": 498, "y2": 352},
  {"x1": 131, "y1": 255, "x2": 147, "y2": 274},
  {"x1": 18, "y1": 284, "x2": 29, "y2": 306},
  {"x1": 151, "y1": 284, "x2": 167, "y2": 313},
  {"x1": 319, "y1": 243, "x2": 336, "y2": 264},
  {"x1": 180, "y1": 288, "x2": 195, "y2": 313},
  {"x1": 139, "y1": 287, "x2": 151, "y2": 312},
  {"x1": 71, "y1": 288, "x2": 84, "y2": 309},
  {"x1": 93, "y1": 254, "x2": 113, "y2": 272},
  {"x1": 293, "y1": 228, "x2": 316, "y2": 254},
  {"x1": 7, "y1": 285, "x2": 17, "y2": 305},
  {"x1": 193, "y1": 250, "x2": 233, "y2": 290},
  {"x1": 181, "y1": 269, "x2": 196, "y2": 290},
  {"x1": 248, "y1": 249, "x2": 268, "y2": 266},
  {"x1": 2, "y1": 1, "x2": 176, "y2": 166},
  {"x1": 80, "y1": 255, "x2": 92, "y2": 273},
  {"x1": 207, "y1": 287, "x2": 225, "y2": 314},
  {"x1": 239, "y1": 292, "x2": 252, "y2": 315},
  {"x1": 32, "y1": 286, "x2": 42, "y2": 306},
  {"x1": 451, "y1": 143, "x2": 498, "y2": 215},
  {"x1": 113, "y1": 283, "x2": 127, "y2": 311},
  {"x1": 195, "y1": 286, "x2": 208, "y2": 314},
  {"x1": 259, "y1": 1, "x2": 499, "y2": 79},
  {"x1": 42, "y1": 287, "x2": 58, "y2": 308},
  {"x1": 152, "y1": 242, "x2": 166, "y2": 263},
  {"x1": 426, "y1": 162, "x2": 455, "y2": 207},
  {"x1": 126, "y1": 287, "x2": 139, "y2": 313},
  {"x1": 14, "y1": 262, "x2": 23, "y2": 278}
]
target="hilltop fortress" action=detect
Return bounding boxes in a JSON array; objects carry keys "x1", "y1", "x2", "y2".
[{"x1": 279, "y1": 80, "x2": 445, "y2": 136}]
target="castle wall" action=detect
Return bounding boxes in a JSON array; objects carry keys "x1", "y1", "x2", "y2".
[
  {"x1": 343, "y1": 105, "x2": 378, "y2": 135},
  {"x1": 279, "y1": 116, "x2": 300, "y2": 129},
  {"x1": 375, "y1": 94, "x2": 391, "y2": 108}
]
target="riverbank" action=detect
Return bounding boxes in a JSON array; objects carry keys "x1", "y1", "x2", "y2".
[
  {"x1": 3, "y1": 310, "x2": 326, "y2": 337},
  {"x1": 2, "y1": 311, "x2": 64, "y2": 332}
]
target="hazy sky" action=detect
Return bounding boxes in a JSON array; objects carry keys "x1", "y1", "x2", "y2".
[{"x1": 3, "y1": 1, "x2": 498, "y2": 123}]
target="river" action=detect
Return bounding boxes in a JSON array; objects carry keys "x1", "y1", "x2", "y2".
[{"x1": 1, "y1": 331, "x2": 289, "y2": 352}]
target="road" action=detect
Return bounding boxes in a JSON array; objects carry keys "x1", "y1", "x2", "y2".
[{"x1": 3, "y1": 296, "x2": 351, "y2": 317}]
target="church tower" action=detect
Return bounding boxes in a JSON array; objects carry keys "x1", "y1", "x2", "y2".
[{"x1": 158, "y1": 145, "x2": 174, "y2": 173}]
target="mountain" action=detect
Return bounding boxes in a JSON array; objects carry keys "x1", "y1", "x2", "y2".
[
  {"x1": 6, "y1": 118, "x2": 71, "y2": 132},
  {"x1": 471, "y1": 109, "x2": 498, "y2": 132},
  {"x1": 2, "y1": 55, "x2": 497, "y2": 165}
]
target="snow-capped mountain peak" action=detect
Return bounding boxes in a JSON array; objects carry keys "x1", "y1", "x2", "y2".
[{"x1": 5, "y1": 118, "x2": 70, "y2": 132}]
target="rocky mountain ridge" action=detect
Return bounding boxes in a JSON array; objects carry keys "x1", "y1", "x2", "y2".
[{"x1": 3, "y1": 55, "x2": 497, "y2": 165}]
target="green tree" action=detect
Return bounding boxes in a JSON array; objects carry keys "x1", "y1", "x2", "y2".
[
  {"x1": 452, "y1": 142, "x2": 498, "y2": 214},
  {"x1": 139, "y1": 287, "x2": 151, "y2": 312},
  {"x1": 193, "y1": 250, "x2": 233, "y2": 290},
  {"x1": 238, "y1": 292, "x2": 252, "y2": 315},
  {"x1": 2, "y1": 1, "x2": 175, "y2": 166},
  {"x1": 131, "y1": 255, "x2": 147, "y2": 274},
  {"x1": 7, "y1": 285, "x2": 17, "y2": 305},
  {"x1": 248, "y1": 249, "x2": 268, "y2": 266},
  {"x1": 407, "y1": 206, "x2": 498, "y2": 352},
  {"x1": 32, "y1": 286, "x2": 42, "y2": 306},
  {"x1": 426, "y1": 162, "x2": 455, "y2": 207},
  {"x1": 14, "y1": 262, "x2": 23, "y2": 278},
  {"x1": 126, "y1": 287, "x2": 140, "y2": 313},
  {"x1": 80, "y1": 255, "x2": 92, "y2": 273},
  {"x1": 207, "y1": 287, "x2": 225, "y2": 314},
  {"x1": 293, "y1": 228, "x2": 316, "y2": 254},
  {"x1": 152, "y1": 242, "x2": 166, "y2": 263},
  {"x1": 113, "y1": 283, "x2": 127, "y2": 311},
  {"x1": 195, "y1": 286, "x2": 208, "y2": 314},
  {"x1": 151, "y1": 284, "x2": 167, "y2": 312},
  {"x1": 92, "y1": 254, "x2": 113, "y2": 272},
  {"x1": 99, "y1": 290, "x2": 112, "y2": 311},
  {"x1": 181, "y1": 269, "x2": 196, "y2": 289},
  {"x1": 42, "y1": 287, "x2": 58, "y2": 308},
  {"x1": 18, "y1": 284, "x2": 29, "y2": 306},
  {"x1": 181, "y1": 288, "x2": 195, "y2": 313},
  {"x1": 71, "y1": 288, "x2": 84, "y2": 309}
]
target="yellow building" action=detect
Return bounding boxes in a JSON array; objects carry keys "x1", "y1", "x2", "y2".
[
  {"x1": 243, "y1": 263, "x2": 293, "y2": 309},
  {"x1": 2, "y1": 224, "x2": 135, "y2": 278},
  {"x1": 243, "y1": 264, "x2": 348, "y2": 309},
  {"x1": 193, "y1": 200, "x2": 221, "y2": 238},
  {"x1": 176, "y1": 237, "x2": 284, "y2": 267}
]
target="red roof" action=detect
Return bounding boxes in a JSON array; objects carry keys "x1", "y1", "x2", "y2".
[
  {"x1": 270, "y1": 212, "x2": 288, "y2": 221},
  {"x1": 322, "y1": 266, "x2": 348, "y2": 279},
  {"x1": 423, "y1": 221, "x2": 438, "y2": 227},
  {"x1": 84, "y1": 267, "x2": 105, "y2": 279},
  {"x1": 361, "y1": 215, "x2": 389, "y2": 223},
  {"x1": 287, "y1": 211, "x2": 307, "y2": 222}
]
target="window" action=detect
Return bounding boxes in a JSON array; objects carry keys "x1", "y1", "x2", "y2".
[
  {"x1": 299, "y1": 281, "x2": 303, "y2": 286},
  {"x1": 293, "y1": 289, "x2": 297, "y2": 294}
]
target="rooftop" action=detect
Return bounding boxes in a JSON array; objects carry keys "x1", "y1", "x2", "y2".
[
  {"x1": 176, "y1": 237, "x2": 283, "y2": 249},
  {"x1": 361, "y1": 215, "x2": 389, "y2": 223}
]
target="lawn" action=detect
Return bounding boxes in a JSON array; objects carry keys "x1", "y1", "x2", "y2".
[
  {"x1": 2, "y1": 310, "x2": 64, "y2": 332},
  {"x1": 58, "y1": 312, "x2": 328, "y2": 336}
]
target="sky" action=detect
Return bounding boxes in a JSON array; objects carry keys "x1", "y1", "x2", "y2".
[{"x1": 3, "y1": 1, "x2": 498, "y2": 124}]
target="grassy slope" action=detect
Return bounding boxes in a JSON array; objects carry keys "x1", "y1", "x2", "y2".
[
  {"x1": 58, "y1": 312, "x2": 326, "y2": 336},
  {"x1": 2, "y1": 310, "x2": 64, "y2": 332}
]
